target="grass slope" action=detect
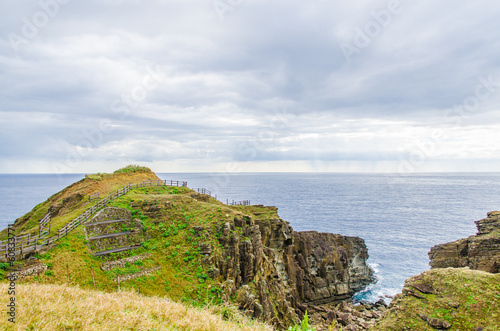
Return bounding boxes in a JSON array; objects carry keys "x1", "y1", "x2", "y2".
[
  {"x1": 372, "y1": 268, "x2": 500, "y2": 331},
  {"x1": 0, "y1": 283, "x2": 272, "y2": 331}
]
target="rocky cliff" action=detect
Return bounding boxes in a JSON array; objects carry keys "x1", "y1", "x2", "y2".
[
  {"x1": 204, "y1": 209, "x2": 374, "y2": 329},
  {"x1": 428, "y1": 211, "x2": 500, "y2": 273}
]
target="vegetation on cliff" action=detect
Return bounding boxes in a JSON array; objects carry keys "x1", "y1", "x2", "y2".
[{"x1": 372, "y1": 268, "x2": 500, "y2": 330}]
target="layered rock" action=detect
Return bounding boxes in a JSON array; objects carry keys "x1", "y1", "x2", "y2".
[
  {"x1": 203, "y1": 210, "x2": 374, "y2": 329},
  {"x1": 428, "y1": 211, "x2": 500, "y2": 273}
]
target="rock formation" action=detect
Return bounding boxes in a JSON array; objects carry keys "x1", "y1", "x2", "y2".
[
  {"x1": 428, "y1": 211, "x2": 500, "y2": 273},
  {"x1": 202, "y1": 208, "x2": 374, "y2": 329}
]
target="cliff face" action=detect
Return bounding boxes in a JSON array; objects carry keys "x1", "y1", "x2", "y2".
[
  {"x1": 207, "y1": 209, "x2": 374, "y2": 328},
  {"x1": 428, "y1": 211, "x2": 500, "y2": 273}
]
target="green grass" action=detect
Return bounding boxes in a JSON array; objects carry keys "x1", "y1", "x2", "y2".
[
  {"x1": 114, "y1": 164, "x2": 152, "y2": 174},
  {"x1": 373, "y1": 268, "x2": 500, "y2": 330}
]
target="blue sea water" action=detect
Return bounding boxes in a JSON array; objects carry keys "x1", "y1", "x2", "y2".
[{"x1": 1, "y1": 172, "x2": 499, "y2": 302}]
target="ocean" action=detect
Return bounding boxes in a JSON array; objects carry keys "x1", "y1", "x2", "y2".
[{"x1": 1, "y1": 172, "x2": 499, "y2": 302}]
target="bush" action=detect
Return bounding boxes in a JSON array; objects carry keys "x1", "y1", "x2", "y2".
[
  {"x1": 288, "y1": 312, "x2": 315, "y2": 331},
  {"x1": 114, "y1": 165, "x2": 151, "y2": 174}
]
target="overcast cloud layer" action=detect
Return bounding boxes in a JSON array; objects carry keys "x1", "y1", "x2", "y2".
[{"x1": 1, "y1": 0, "x2": 499, "y2": 174}]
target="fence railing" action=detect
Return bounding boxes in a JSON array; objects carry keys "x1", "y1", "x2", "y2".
[
  {"x1": 39, "y1": 213, "x2": 51, "y2": 228},
  {"x1": 88, "y1": 192, "x2": 100, "y2": 202},
  {"x1": 227, "y1": 200, "x2": 251, "y2": 206},
  {"x1": 1, "y1": 179, "x2": 187, "y2": 258},
  {"x1": 194, "y1": 188, "x2": 211, "y2": 196}
]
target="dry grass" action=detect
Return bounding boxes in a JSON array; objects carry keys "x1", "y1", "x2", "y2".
[{"x1": 0, "y1": 283, "x2": 273, "y2": 331}]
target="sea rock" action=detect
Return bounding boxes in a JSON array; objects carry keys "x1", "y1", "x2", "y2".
[{"x1": 428, "y1": 211, "x2": 500, "y2": 273}]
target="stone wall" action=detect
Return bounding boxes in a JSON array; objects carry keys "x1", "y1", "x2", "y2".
[
  {"x1": 86, "y1": 219, "x2": 139, "y2": 238},
  {"x1": 113, "y1": 266, "x2": 161, "y2": 282},
  {"x1": 7, "y1": 263, "x2": 47, "y2": 280},
  {"x1": 101, "y1": 253, "x2": 151, "y2": 271},
  {"x1": 88, "y1": 231, "x2": 143, "y2": 252},
  {"x1": 86, "y1": 207, "x2": 132, "y2": 225}
]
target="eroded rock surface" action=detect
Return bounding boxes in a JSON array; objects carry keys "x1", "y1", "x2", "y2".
[
  {"x1": 203, "y1": 210, "x2": 375, "y2": 329},
  {"x1": 429, "y1": 211, "x2": 500, "y2": 273}
]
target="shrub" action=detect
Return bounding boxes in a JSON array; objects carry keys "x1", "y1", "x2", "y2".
[
  {"x1": 288, "y1": 312, "x2": 314, "y2": 331},
  {"x1": 114, "y1": 165, "x2": 151, "y2": 174},
  {"x1": 114, "y1": 164, "x2": 151, "y2": 174}
]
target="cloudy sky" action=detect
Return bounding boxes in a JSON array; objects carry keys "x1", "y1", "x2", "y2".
[{"x1": 1, "y1": 0, "x2": 499, "y2": 174}]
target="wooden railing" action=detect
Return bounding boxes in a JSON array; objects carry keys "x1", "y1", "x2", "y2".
[
  {"x1": 227, "y1": 200, "x2": 251, "y2": 206},
  {"x1": 194, "y1": 188, "x2": 211, "y2": 196},
  {"x1": 88, "y1": 192, "x2": 100, "y2": 202}
]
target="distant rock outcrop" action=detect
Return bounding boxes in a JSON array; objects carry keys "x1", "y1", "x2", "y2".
[{"x1": 428, "y1": 211, "x2": 500, "y2": 273}]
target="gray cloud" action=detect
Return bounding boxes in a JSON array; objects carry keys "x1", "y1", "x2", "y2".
[{"x1": 1, "y1": 0, "x2": 499, "y2": 173}]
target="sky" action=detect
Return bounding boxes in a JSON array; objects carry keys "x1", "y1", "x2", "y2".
[{"x1": 1, "y1": 0, "x2": 499, "y2": 174}]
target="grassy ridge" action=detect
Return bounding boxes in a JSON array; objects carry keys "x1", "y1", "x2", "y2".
[{"x1": 0, "y1": 283, "x2": 272, "y2": 331}]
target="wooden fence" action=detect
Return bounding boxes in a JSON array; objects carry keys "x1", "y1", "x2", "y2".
[
  {"x1": 194, "y1": 188, "x2": 211, "y2": 196},
  {"x1": 227, "y1": 200, "x2": 251, "y2": 206},
  {"x1": 88, "y1": 192, "x2": 100, "y2": 202}
]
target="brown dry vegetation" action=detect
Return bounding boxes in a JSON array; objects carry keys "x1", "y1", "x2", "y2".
[{"x1": 0, "y1": 283, "x2": 273, "y2": 331}]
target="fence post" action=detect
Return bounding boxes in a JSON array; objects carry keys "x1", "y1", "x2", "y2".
[
  {"x1": 91, "y1": 267, "x2": 96, "y2": 289},
  {"x1": 117, "y1": 275, "x2": 121, "y2": 291},
  {"x1": 67, "y1": 264, "x2": 70, "y2": 283}
]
